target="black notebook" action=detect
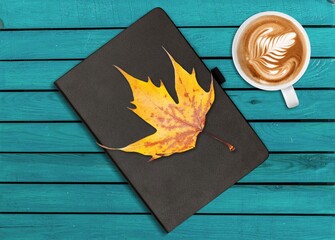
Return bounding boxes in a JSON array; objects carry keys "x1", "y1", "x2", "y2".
[{"x1": 55, "y1": 8, "x2": 268, "y2": 232}]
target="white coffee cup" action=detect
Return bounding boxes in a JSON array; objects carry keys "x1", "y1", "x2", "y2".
[{"x1": 232, "y1": 11, "x2": 311, "y2": 108}]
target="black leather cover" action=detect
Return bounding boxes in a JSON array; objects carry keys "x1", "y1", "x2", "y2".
[{"x1": 55, "y1": 8, "x2": 268, "y2": 232}]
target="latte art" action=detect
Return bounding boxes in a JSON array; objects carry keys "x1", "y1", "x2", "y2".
[
  {"x1": 249, "y1": 30, "x2": 296, "y2": 80},
  {"x1": 236, "y1": 15, "x2": 307, "y2": 86}
]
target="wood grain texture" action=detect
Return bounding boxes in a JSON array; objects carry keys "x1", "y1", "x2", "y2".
[
  {"x1": 1, "y1": 90, "x2": 334, "y2": 121},
  {"x1": 0, "y1": 1, "x2": 334, "y2": 238},
  {"x1": 0, "y1": 214, "x2": 333, "y2": 240},
  {"x1": 0, "y1": 59, "x2": 334, "y2": 90},
  {"x1": 0, "y1": 184, "x2": 333, "y2": 214},
  {"x1": 0, "y1": 0, "x2": 334, "y2": 28},
  {"x1": 0, "y1": 122, "x2": 334, "y2": 152},
  {"x1": 1, "y1": 153, "x2": 333, "y2": 183},
  {"x1": 0, "y1": 28, "x2": 334, "y2": 60}
]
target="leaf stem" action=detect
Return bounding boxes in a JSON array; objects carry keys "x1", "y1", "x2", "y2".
[{"x1": 203, "y1": 130, "x2": 235, "y2": 152}]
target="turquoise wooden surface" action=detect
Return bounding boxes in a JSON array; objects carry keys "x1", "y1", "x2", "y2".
[
  {"x1": 1, "y1": 184, "x2": 334, "y2": 214},
  {"x1": 1, "y1": 154, "x2": 334, "y2": 182},
  {"x1": 1, "y1": 91, "x2": 334, "y2": 120},
  {"x1": 0, "y1": 59, "x2": 335, "y2": 90},
  {"x1": 0, "y1": 0, "x2": 334, "y2": 28},
  {"x1": 0, "y1": 1, "x2": 334, "y2": 239},
  {"x1": 1, "y1": 215, "x2": 333, "y2": 240},
  {"x1": 1, "y1": 122, "x2": 334, "y2": 152},
  {"x1": 1, "y1": 28, "x2": 334, "y2": 59}
]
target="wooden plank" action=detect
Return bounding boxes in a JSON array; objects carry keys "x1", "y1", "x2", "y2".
[
  {"x1": 0, "y1": 60, "x2": 81, "y2": 90},
  {"x1": 1, "y1": 90, "x2": 334, "y2": 121},
  {"x1": 229, "y1": 90, "x2": 335, "y2": 120},
  {"x1": 0, "y1": 92, "x2": 78, "y2": 121},
  {"x1": 0, "y1": 214, "x2": 333, "y2": 239},
  {"x1": 0, "y1": 184, "x2": 333, "y2": 214},
  {"x1": 1, "y1": 153, "x2": 333, "y2": 183},
  {"x1": 1, "y1": 59, "x2": 334, "y2": 90},
  {"x1": 0, "y1": 122, "x2": 334, "y2": 152},
  {"x1": 0, "y1": 28, "x2": 334, "y2": 60},
  {"x1": 0, "y1": 0, "x2": 333, "y2": 28}
]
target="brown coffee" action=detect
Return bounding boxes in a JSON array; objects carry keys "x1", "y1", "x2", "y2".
[{"x1": 236, "y1": 15, "x2": 308, "y2": 86}]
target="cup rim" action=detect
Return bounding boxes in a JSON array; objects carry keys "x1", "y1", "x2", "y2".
[{"x1": 232, "y1": 11, "x2": 311, "y2": 91}]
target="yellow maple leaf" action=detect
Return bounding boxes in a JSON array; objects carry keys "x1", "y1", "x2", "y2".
[{"x1": 98, "y1": 48, "x2": 234, "y2": 160}]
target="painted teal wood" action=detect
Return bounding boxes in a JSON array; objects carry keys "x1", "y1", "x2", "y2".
[
  {"x1": 0, "y1": 0, "x2": 334, "y2": 238},
  {"x1": 1, "y1": 90, "x2": 334, "y2": 121},
  {"x1": 0, "y1": 214, "x2": 333, "y2": 240},
  {"x1": 0, "y1": 28, "x2": 334, "y2": 60},
  {"x1": 0, "y1": 184, "x2": 333, "y2": 214},
  {"x1": 1, "y1": 59, "x2": 334, "y2": 90},
  {"x1": 1, "y1": 153, "x2": 334, "y2": 183},
  {"x1": 0, "y1": 0, "x2": 334, "y2": 28},
  {"x1": 0, "y1": 122, "x2": 334, "y2": 152}
]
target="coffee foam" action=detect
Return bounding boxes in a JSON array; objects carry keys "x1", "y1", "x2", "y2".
[{"x1": 237, "y1": 15, "x2": 307, "y2": 86}]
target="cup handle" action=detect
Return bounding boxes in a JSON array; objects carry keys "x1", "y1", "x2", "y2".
[{"x1": 281, "y1": 86, "x2": 299, "y2": 108}]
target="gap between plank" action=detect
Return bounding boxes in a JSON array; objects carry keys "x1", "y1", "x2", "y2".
[
  {"x1": 0, "y1": 120, "x2": 333, "y2": 123},
  {"x1": 0, "y1": 212, "x2": 333, "y2": 216},
  {"x1": 0, "y1": 57, "x2": 333, "y2": 62},
  {"x1": 0, "y1": 151, "x2": 333, "y2": 154},
  {"x1": 1, "y1": 88, "x2": 335, "y2": 92},
  {"x1": 0, "y1": 182, "x2": 333, "y2": 185},
  {"x1": 0, "y1": 25, "x2": 334, "y2": 31}
]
